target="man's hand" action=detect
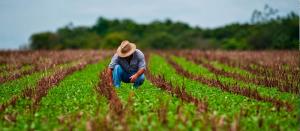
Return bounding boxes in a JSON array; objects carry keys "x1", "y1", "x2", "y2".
[
  {"x1": 129, "y1": 74, "x2": 138, "y2": 83},
  {"x1": 130, "y1": 68, "x2": 145, "y2": 83}
]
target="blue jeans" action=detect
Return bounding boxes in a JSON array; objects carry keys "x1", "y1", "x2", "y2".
[{"x1": 113, "y1": 65, "x2": 145, "y2": 88}]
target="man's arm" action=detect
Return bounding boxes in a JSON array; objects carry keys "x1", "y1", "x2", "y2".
[
  {"x1": 130, "y1": 49, "x2": 146, "y2": 83},
  {"x1": 129, "y1": 68, "x2": 145, "y2": 83}
]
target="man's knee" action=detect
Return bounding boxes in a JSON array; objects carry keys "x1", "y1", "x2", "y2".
[
  {"x1": 115, "y1": 64, "x2": 121, "y2": 70},
  {"x1": 133, "y1": 74, "x2": 145, "y2": 88},
  {"x1": 136, "y1": 74, "x2": 145, "y2": 84},
  {"x1": 114, "y1": 65, "x2": 123, "y2": 73},
  {"x1": 113, "y1": 65, "x2": 124, "y2": 79},
  {"x1": 139, "y1": 74, "x2": 145, "y2": 81}
]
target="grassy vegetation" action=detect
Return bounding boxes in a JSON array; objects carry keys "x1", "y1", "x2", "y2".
[
  {"x1": 0, "y1": 61, "x2": 107, "y2": 130},
  {"x1": 0, "y1": 71, "x2": 49, "y2": 104},
  {"x1": 149, "y1": 54, "x2": 298, "y2": 130},
  {"x1": 32, "y1": 61, "x2": 109, "y2": 130},
  {"x1": 0, "y1": 51, "x2": 298, "y2": 130},
  {"x1": 0, "y1": 65, "x2": 32, "y2": 78},
  {"x1": 115, "y1": 81, "x2": 201, "y2": 130},
  {"x1": 0, "y1": 62, "x2": 76, "y2": 104},
  {"x1": 209, "y1": 60, "x2": 254, "y2": 77},
  {"x1": 171, "y1": 56, "x2": 298, "y2": 105}
]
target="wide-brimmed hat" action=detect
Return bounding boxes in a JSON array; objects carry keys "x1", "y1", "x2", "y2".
[{"x1": 116, "y1": 40, "x2": 136, "y2": 58}]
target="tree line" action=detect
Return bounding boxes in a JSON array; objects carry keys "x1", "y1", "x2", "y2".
[{"x1": 28, "y1": 6, "x2": 298, "y2": 50}]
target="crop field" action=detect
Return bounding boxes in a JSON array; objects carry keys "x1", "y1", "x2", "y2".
[{"x1": 0, "y1": 50, "x2": 299, "y2": 130}]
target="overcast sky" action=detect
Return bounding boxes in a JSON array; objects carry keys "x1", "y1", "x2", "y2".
[{"x1": 0, "y1": 0, "x2": 298, "y2": 49}]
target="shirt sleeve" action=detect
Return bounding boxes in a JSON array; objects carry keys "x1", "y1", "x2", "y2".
[
  {"x1": 137, "y1": 50, "x2": 146, "y2": 70},
  {"x1": 108, "y1": 54, "x2": 118, "y2": 69}
]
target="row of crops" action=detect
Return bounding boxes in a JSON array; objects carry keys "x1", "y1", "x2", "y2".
[{"x1": 0, "y1": 50, "x2": 299, "y2": 130}]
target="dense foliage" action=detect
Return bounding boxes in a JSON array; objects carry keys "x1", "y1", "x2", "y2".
[
  {"x1": 203, "y1": 12, "x2": 299, "y2": 50},
  {"x1": 28, "y1": 10, "x2": 298, "y2": 50}
]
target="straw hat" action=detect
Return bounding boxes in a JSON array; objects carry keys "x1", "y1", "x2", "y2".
[{"x1": 116, "y1": 40, "x2": 136, "y2": 58}]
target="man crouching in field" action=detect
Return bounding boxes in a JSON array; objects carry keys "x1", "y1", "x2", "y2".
[{"x1": 108, "y1": 40, "x2": 146, "y2": 88}]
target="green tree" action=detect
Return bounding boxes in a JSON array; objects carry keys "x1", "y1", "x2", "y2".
[
  {"x1": 101, "y1": 32, "x2": 130, "y2": 49},
  {"x1": 29, "y1": 32, "x2": 58, "y2": 50},
  {"x1": 142, "y1": 32, "x2": 176, "y2": 49}
]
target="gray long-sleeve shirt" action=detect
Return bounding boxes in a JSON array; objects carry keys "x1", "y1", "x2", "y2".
[{"x1": 108, "y1": 49, "x2": 146, "y2": 73}]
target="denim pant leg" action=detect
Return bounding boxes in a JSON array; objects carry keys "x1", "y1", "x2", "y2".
[
  {"x1": 133, "y1": 74, "x2": 145, "y2": 88},
  {"x1": 112, "y1": 65, "x2": 123, "y2": 88},
  {"x1": 113, "y1": 65, "x2": 145, "y2": 88}
]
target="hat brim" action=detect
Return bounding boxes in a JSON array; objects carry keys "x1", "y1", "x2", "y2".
[{"x1": 116, "y1": 43, "x2": 136, "y2": 57}]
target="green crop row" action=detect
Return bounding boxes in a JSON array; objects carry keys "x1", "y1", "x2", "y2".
[
  {"x1": 170, "y1": 56, "x2": 299, "y2": 105},
  {"x1": 31, "y1": 60, "x2": 109, "y2": 130},
  {"x1": 0, "y1": 65, "x2": 33, "y2": 78},
  {"x1": 206, "y1": 58, "x2": 297, "y2": 87},
  {"x1": 149, "y1": 54, "x2": 298, "y2": 130},
  {"x1": 202, "y1": 56, "x2": 296, "y2": 85},
  {"x1": 0, "y1": 54, "x2": 298, "y2": 130},
  {"x1": 115, "y1": 81, "x2": 202, "y2": 130},
  {"x1": 0, "y1": 70, "x2": 50, "y2": 104},
  {"x1": 0, "y1": 62, "x2": 74, "y2": 105},
  {"x1": 208, "y1": 60, "x2": 254, "y2": 77},
  {"x1": 0, "y1": 61, "x2": 106, "y2": 130}
]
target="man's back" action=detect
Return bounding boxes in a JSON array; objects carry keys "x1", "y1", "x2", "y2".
[
  {"x1": 107, "y1": 40, "x2": 146, "y2": 88},
  {"x1": 108, "y1": 49, "x2": 146, "y2": 73}
]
